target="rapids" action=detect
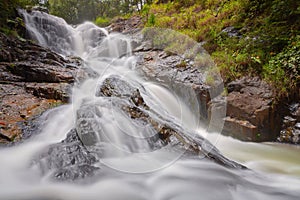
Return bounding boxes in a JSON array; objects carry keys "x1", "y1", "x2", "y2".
[{"x1": 0, "y1": 9, "x2": 299, "y2": 200}]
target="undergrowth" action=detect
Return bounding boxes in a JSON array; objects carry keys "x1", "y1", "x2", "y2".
[{"x1": 142, "y1": 0, "x2": 300, "y2": 97}]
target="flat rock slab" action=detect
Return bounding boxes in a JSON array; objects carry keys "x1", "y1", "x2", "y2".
[
  {"x1": 0, "y1": 83, "x2": 61, "y2": 142},
  {"x1": 0, "y1": 33, "x2": 86, "y2": 143}
]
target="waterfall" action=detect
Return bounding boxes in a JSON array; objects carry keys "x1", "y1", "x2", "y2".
[{"x1": 0, "y1": 9, "x2": 299, "y2": 200}]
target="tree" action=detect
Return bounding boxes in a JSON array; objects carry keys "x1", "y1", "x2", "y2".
[{"x1": 48, "y1": 0, "x2": 152, "y2": 24}]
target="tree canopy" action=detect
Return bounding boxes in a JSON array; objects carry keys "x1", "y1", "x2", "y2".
[{"x1": 48, "y1": 0, "x2": 152, "y2": 24}]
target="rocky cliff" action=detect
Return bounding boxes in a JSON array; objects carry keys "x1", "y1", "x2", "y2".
[{"x1": 0, "y1": 32, "x2": 88, "y2": 143}]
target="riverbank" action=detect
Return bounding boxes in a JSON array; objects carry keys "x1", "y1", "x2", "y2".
[
  {"x1": 0, "y1": 4, "x2": 299, "y2": 144},
  {"x1": 106, "y1": 16, "x2": 300, "y2": 144}
]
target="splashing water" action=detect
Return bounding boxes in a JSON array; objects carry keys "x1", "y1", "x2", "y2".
[{"x1": 0, "y1": 10, "x2": 299, "y2": 200}]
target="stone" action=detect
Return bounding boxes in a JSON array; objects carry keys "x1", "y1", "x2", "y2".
[
  {"x1": 0, "y1": 83, "x2": 61, "y2": 143},
  {"x1": 130, "y1": 29, "x2": 280, "y2": 142},
  {"x1": 0, "y1": 32, "x2": 87, "y2": 143},
  {"x1": 25, "y1": 83, "x2": 71, "y2": 102},
  {"x1": 5, "y1": 61, "x2": 74, "y2": 83},
  {"x1": 278, "y1": 103, "x2": 300, "y2": 144},
  {"x1": 134, "y1": 49, "x2": 222, "y2": 121},
  {"x1": 223, "y1": 117, "x2": 259, "y2": 141},
  {"x1": 35, "y1": 129, "x2": 100, "y2": 181},
  {"x1": 223, "y1": 77, "x2": 279, "y2": 141},
  {"x1": 91, "y1": 75, "x2": 246, "y2": 169}
]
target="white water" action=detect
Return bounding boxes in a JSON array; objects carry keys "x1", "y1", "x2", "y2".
[{"x1": 0, "y1": 10, "x2": 299, "y2": 200}]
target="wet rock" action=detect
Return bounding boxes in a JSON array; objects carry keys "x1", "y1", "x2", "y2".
[
  {"x1": 36, "y1": 129, "x2": 100, "y2": 181},
  {"x1": 222, "y1": 77, "x2": 279, "y2": 141},
  {"x1": 278, "y1": 103, "x2": 300, "y2": 144},
  {"x1": 0, "y1": 32, "x2": 87, "y2": 143},
  {"x1": 96, "y1": 76, "x2": 147, "y2": 108},
  {"x1": 0, "y1": 131, "x2": 13, "y2": 142},
  {"x1": 91, "y1": 75, "x2": 245, "y2": 169},
  {"x1": 76, "y1": 105, "x2": 103, "y2": 146},
  {"x1": 26, "y1": 83, "x2": 71, "y2": 102},
  {"x1": 0, "y1": 32, "x2": 85, "y2": 83},
  {"x1": 290, "y1": 103, "x2": 300, "y2": 121},
  {"x1": 127, "y1": 28, "x2": 293, "y2": 143},
  {"x1": 134, "y1": 50, "x2": 222, "y2": 120},
  {"x1": 4, "y1": 61, "x2": 75, "y2": 83},
  {"x1": 0, "y1": 83, "x2": 61, "y2": 143}
]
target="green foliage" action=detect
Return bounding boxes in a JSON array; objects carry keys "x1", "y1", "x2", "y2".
[
  {"x1": 147, "y1": 13, "x2": 156, "y2": 26},
  {"x1": 143, "y1": 0, "x2": 300, "y2": 96},
  {"x1": 0, "y1": 0, "x2": 38, "y2": 35},
  {"x1": 48, "y1": 0, "x2": 100, "y2": 24},
  {"x1": 144, "y1": 28, "x2": 197, "y2": 57},
  {"x1": 0, "y1": 0, "x2": 18, "y2": 29},
  {"x1": 48, "y1": 0, "x2": 151, "y2": 24},
  {"x1": 141, "y1": 3, "x2": 151, "y2": 17},
  {"x1": 263, "y1": 37, "x2": 300, "y2": 96},
  {"x1": 18, "y1": 0, "x2": 40, "y2": 7},
  {"x1": 95, "y1": 17, "x2": 111, "y2": 27}
]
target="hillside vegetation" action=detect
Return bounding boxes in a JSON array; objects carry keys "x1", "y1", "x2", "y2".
[
  {"x1": 143, "y1": 0, "x2": 299, "y2": 96},
  {"x1": 0, "y1": 0, "x2": 299, "y2": 97}
]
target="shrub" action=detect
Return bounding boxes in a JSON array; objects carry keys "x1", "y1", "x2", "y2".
[
  {"x1": 95, "y1": 17, "x2": 111, "y2": 27},
  {"x1": 263, "y1": 36, "x2": 300, "y2": 96}
]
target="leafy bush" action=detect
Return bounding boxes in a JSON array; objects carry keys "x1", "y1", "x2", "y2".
[
  {"x1": 95, "y1": 17, "x2": 110, "y2": 27},
  {"x1": 0, "y1": 0, "x2": 38, "y2": 34},
  {"x1": 263, "y1": 36, "x2": 300, "y2": 96},
  {"x1": 147, "y1": 13, "x2": 156, "y2": 26}
]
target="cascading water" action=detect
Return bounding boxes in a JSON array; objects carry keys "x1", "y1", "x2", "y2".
[{"x1": 0, "y1": 10, "x2": 299, "y2": 200}]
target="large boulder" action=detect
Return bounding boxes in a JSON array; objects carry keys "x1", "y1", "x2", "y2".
[{"x1": 222, "y1": 77, "x2": 280, "y2": 141}]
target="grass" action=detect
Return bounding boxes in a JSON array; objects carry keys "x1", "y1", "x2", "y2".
[{"x1": 141, "y1": 0, "x2": 300, "y2": 97}]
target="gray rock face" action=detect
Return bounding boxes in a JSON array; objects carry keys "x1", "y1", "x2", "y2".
[
  {"x1": 132, "y1": 44, "x2": 286, "y2": 142},
  {"x1": 35, "y1": 129, "x2": 99, "y2": 181},
  {"x1": 0, "y1": 32, "x2": 84, "y2": 83}
]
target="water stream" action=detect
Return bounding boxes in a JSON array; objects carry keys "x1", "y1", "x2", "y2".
[{"x1": 0, "y1": 10, "x2": 299, "y2": 200}]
